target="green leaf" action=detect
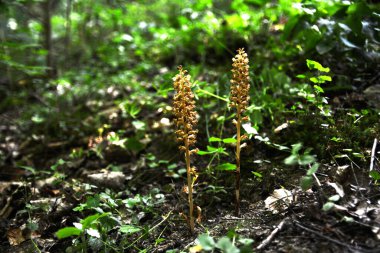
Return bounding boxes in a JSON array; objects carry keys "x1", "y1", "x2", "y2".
[
  {"x1": 51, "y1": 159, "x2": 65, "y2": 171},
  {"x1": 328, "y1": 195, "x2": 340, "y2": 202},
  {"x1": 306, "y1": 163, "x2": 319, "y2": 176},
  {"x1": 126, "y1": 137, "x2": 145, "y2": 152},
  {"x1": 322, "y1": 202, "x2": 335, "y2": 212},
  {"x1": 296, "y1": 74, "x2": 306, "y2": 79},
  {"x1": 207, "y1": 146, "x2": 219, "y2": 152},
  {"x1": 198, "y1": 234, "x2": 216, "y2": 251},
  {"x1": 81, "y1": 214, "x2": 100, "y2": 229},
  {"x1": 300, "y1": 176, "x2": 313, "y2": 191},
  {"x1": 284, "y1": 155, "x2": 298, "y2": 165},
  {"x1": 330, "y1": 137, "x2": 343, "y2": 142},
  {"x1": 222, "y1": 138, "x2": 237, "y2": 143},
  {"x1": 369, "y1": 171, "x2": 380, "y2": 180},
  {"x1": 209, "y1": 137, "x2": 222, "y2": 142},
  {"x1": 313, "y1": 85, "x2": 324, "y2": 93},
  {"x1": 119, "y1": 225, "x2": 141, "y2": 235},
  {"x1": 56, "y1": 227, "x2": 82, "y2": 239},
  {"x1": 291, "y1": 143, "x2": 303, "y2": 155},
  {"x1": 216, "y1": 237, "x2": 239, "y2": 253},
  {"x1": 299, "y1": 155, "x2": 316, "y2": 165},
  {"x1": 319, "y1": 75, "x2": 332, "y2": 82},
  {"x1": 19, "y1": 165, "x2": 36, "y2": 175},
  {"x1": 216, "y1": 163, "x2": 237, "y2": 171},
  {"x1": 123, "y1": 196, "x2": 141, "y2": 208},
  {"x1": 197, "y1": 150, "x2": 213, "y2": 155},
  {"x1": 306, "y1": 59, "x2": 330, "y2": 72},
  {"x1": 310, "y1": 77, "x2": 319, "y2": 83},
  {"x1": 132, "y1": 120, "x2": 146, "y2": 131},
  {"x1": 251, "y1": 171, "x2": 263, "y2": 178}
]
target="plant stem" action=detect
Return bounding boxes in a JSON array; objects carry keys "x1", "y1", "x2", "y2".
[
  {"x1": 235, "y1": 107, "x2": 241, "y2": 216},
  {"x1": 81, "y1": 233, "x2": 87, "y2": 253},
  {"x1": 185, "y1": 138, "x2": 195, "y2": 233}
]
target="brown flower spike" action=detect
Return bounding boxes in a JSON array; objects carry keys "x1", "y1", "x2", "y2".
[
  {"x1": 230, "y1": 48, "x2": 250, "y2": 216},
  {"x1": 172, "y1": 66, "x2": 199, "y2": 233}
]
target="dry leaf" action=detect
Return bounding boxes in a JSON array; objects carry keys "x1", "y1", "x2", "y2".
[
  {"x1": 264, "y1": 188, "x2": 294, "y2": 214},
  {"x1": 7, "y1": 228, "x2": 25, "y2": 246}
]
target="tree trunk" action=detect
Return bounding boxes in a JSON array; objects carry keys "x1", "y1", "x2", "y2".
[
  {"x1": 65, "y1": 0, "x2": 72, "y2": 69},
  {"x1": 42, "y1": 0, "x2": 55, "y2": 78}
]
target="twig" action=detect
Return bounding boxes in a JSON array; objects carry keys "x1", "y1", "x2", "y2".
[
  {"x1": 294, "y1": 220, "x2": 378, "y2": 253},
  {"x1": 256, "y1": 217, "x2": 289, "y2": 250},
  {"x1": 124, "y1": 211, "x2": 172, "y2": 250},
  {"x1": 370, "y1": 138, "x2": 378, "y2": 172}
]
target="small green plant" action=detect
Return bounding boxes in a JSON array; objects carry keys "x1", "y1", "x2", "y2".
[
  {"x1": 284, "y1": 143, "x2": 319, "y2": 191},
  {"x1": 296, "y1": 59, "x2": 332, "y2": 117},
  {"x1": 56, "y1": 213, "x2": 112, "y2": 252},
  {"x1": 172, "y1": 66, "x2": 200, "y2": 233},
  {"x1": 229, "y1": 48, "x2": 250, "y2": 216},
  {"x1": 192, "y1": 233, "x2": 254, "y2": 253}
]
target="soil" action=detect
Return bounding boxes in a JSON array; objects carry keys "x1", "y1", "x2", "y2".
[{"x1": 0, "y1": 95, "x2": 379, "y2": 253}]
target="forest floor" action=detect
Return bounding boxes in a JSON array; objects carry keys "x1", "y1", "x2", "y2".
[{"x1": 0, "y1": 88, "x2": 379, "y2": 253}]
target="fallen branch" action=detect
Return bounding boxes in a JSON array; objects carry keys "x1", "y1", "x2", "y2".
[{"x1": 256, "y1": 217, "x2": 289, "y2": 250}]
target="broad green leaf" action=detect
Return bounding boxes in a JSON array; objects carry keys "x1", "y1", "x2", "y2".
[
  {"x1": 284, "y1": 155, "x2": 298, "y2": 165},
  {"x1": 123, "y1": 196, "x2": 141, "y2": 208},
  {"x1": 197, "y1": 150, "x2": 214, "y2": 155},
  {"x1": 291, "y1": 143, "x2": 303, "y2": 155},
  {"x1": 197, "y1": 234, "x2": 216, "y2": 251},
  {"x1": 306, "y1": 59, "x2": 330, "y2": 72},
  {"x1": 209, "y1": 137, "x2": 222, "y2": 142},
  {"x1": 222, "y1": 138, "x2": 237, "y2": 143},
  {"x1": 126, "y1": 137, "x2": 145, "y2": 152},
  {"x1": 313, "y1": 85, "x2": 324, "y2": 93},
  {"x1": 300, "y1": 176, "x2": 313, "y2": 191},
  {"x1": 81, "y1": 214, "x2": 100, "y2": 229},
  {"x1": 310, "y1": 77, "x2": 319, "y2": 83},
  {"x1": 119, "y1": 225, "x2": 141, "y2": 235},
  {"x1": 216, "y1": 163, "x2": 237, "y2": 171},
  {"x1": 296, "y1": 74, "x2": 306, "y2": 79},
  {"x1": 216, "y1": 237, "x2": 239, "y2": 253},
  {"x1": 306, "y1": 163, "x2": 319, "y2": 176},
  {"x1": 369, "y1": 171, "x2": 380, "y2": 180},
  {"x1": 299, "y1": 155, "x2": 316, "y2": 165},
  {"x1": 56, "y1": 227, "x2": 81, "y2": 239},
  {"x1": 319, "y1": 75, "x2": 332, "y2": 82},
  {"x1": 207, "y1": 146, "x2": 219, "y2": 152}
]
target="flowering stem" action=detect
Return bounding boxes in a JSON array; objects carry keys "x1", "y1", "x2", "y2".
[
  {"x1": 185, "y1": 138, "x2": 195, "y2": 233},
  {"x1": 235, "y1": 107, "x2": 241, "y2": 216}
]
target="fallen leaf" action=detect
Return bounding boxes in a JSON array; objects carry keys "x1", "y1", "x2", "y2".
[
  {"x1": 7, "y1": 228, "x2": 25, "y2": 246},
  {"x1": 264, "y1": 188, "x2": 294, "y2": 214}
]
